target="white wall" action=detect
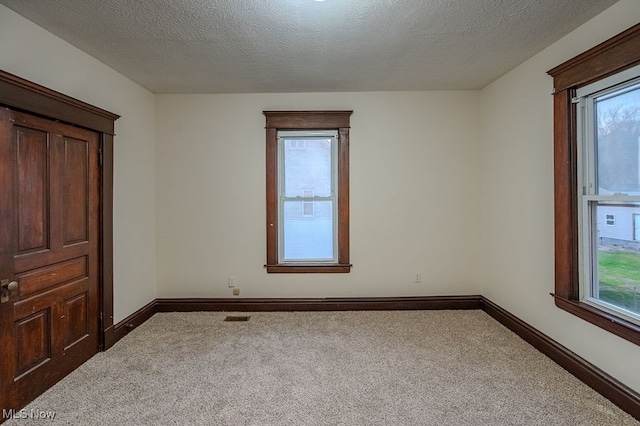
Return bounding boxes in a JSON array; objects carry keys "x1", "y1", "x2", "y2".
[
  {"x1": 0, "y1": 5, "x2": 157, "y2": 323},
  {"x1": 155, "y1": 92, "x2": 481, "y2": 298},
  {"x1": 480, "y1": 0, "x2": 640, "y2": 392}
]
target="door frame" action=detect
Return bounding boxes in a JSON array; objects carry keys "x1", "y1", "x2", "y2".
[{"x1": 0, "y1": 69, "x2": 119, "y2": 350}]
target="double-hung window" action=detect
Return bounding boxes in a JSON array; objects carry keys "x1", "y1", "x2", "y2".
[
  {"x1": 278, "y1": 130, "x2": 338, "y2": 263},
  {"x1": 549, "y1": 23, "x2": 640, "y2": 346},
  {"x1": 264, "y1": 111, "x2": 352, "y2": 273},
  {"x1": 577, "y1": 66, "x2": 640, "y2": 325}
]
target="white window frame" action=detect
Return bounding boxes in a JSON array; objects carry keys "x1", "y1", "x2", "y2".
[
  {"x1": 577, "y1": 64, "x2": 640, "y2": 326},
  {"x1": 277, "y1": 130, "x2": 338, "y2": 264}
]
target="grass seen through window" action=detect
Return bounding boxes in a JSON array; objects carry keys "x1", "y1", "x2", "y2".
[{"x1": 598, "y1": 249, "x2": 640, "y2": 315}]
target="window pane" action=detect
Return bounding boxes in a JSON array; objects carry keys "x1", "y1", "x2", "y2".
[
  {"x1": 283, "y1": 138, "x2": 332, "y2": 197},
  {"x1": 303, "y1": 201, "x2": 314, "y2": 216},
  {"x1": 283, "y1": 200, "x2": 333, "y2": 260},
  {"x1": 595, "y1": 83, "x2": 640, "y2": 194},
  {"x1": 594, "y1": 202, "x2": 640, "y2": 316}
]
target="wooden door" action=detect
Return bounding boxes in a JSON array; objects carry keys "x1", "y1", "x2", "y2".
[{"x1": 0, "y1": 108, "x2": 100, "y2": 412}]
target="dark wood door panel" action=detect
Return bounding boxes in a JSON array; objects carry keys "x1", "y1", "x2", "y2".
[
  {"x1": 16, "y1": 256, "x2": 87, "y2": 298},
  {"x1": 14, "y1": 244, "x2": 90, "y2": 274},
  {"x1": 15, "y1": 125, "x2": 49, "y2": 255},
  {"x1": 63, "y1": 137, "x2": 89, "y2": 245},
  {"x1": 62, "y1": 292, "x2": 89, "y2": 349},
  {"x1": 15, "y1": 309, "x2": 52, "y2": 379}
]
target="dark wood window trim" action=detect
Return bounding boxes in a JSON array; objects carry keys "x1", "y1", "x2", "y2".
[
  {"x1": 0, "y1": 69, "x2": 119, "y2": 349},
  {"x1": 547, "y1": 23, "x2": 640, "y2": 346},
  {"x1": 264, "y1": 111, "x2": 352, "y2": 273}
]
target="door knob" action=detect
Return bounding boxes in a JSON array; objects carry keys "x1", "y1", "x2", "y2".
[{"x1": 1, "y1": 279, "x2": 18, "y2": 303}]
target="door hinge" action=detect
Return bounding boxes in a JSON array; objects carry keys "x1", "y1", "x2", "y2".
[{"x1": 98, "y1": 148, "x2": 103, "y2": 166}]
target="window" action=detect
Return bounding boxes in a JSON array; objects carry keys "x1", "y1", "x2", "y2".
[
  {"x1": 288, "y1": 140, "x2": 307, "y2": 150},
  {"x1": 548, "y1": 23, "x2": 640, "y2": 345},
  {"x1": 577, "y1": 68, "x2": 640, "y2": 323},
  {"x1": 264, "y1": 111, "x2": 352, "y2": 273},
  {"x1": 302, "y1": 189, "x2": 315, "y2": 217},
  {"x1": 279, "y1": 131, "x2": 336, "y2": 262},
  {"x1": 605, "y1": 214, "x2": 615, "y2": 226}
]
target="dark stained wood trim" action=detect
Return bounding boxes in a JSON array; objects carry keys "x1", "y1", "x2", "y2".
[
  {"x1": 548, "y1": 23, "x2": 640, "y2": 92},
  {"x1": 104, "y1": 300, "x2": 157, "y2": 349},
  {"x1": 265, "y1": 127, "x2": 278, "y2": 267},
  {"x1": 155, "y1": 296, "x2": 482, "y2": 312},
  {"x1": 337, "y1": 127, "x2": 350, "y2": 266},
  {"x1": 552, "y1": 89, "x2": 578, "y2": 300},
  {"x1": 547, "y1": 23, "x2": 640, "y2": 347},
  {"x1": 264, "y1": 264, "x2": 352, "y2": 273},
  {"x1": 0, "y1": 70, "x2": 118, "y2": 353},
  {"x1": 482, "y1": 297, "x2": 640, "y2": 421},
  {"x1": 552, "y1": 295, "x2": 640, "y2": 346},
  {"x1": 264, "y1": 110, "x2": 352, "y2": 129},
  {"x1": 100, "y1": 134, "x2": 115, "y2": 350},
  {"x1": 0, "y1": 70, "x2": 119, "y2": 134},
  {"x1": 263, "y1": 110, "x2": 353, "y2": 273},
  {"x1": 104, "y1": 295, "x2": 482, "y2": 345}
]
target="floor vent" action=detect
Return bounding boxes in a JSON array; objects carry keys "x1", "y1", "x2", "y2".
[{"x1": 224, "y1": 315, "x2": 251, "y2": 322}]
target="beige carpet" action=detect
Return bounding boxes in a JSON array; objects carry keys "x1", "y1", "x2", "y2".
[{"x1": 5, "y1": 310, "x2": 638, "y2": 425}]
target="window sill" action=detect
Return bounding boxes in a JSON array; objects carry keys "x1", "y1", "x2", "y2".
[
  {"x1": 265, "y1": 264, "x2": 352, "y2": 273},
  {"x1": 552, "y1": 294, "x2": 640, "y2": 346}
]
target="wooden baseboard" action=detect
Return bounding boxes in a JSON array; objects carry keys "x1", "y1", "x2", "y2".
[
  {"x1": 155, "y1": 295, "x2": 483, "y2": 312},
  {"x1": 103, "y1": 294, "x2": 640, "y2": 420},
  {"x1": 106, "y1": 295, "x2": 480, "y2": 348},
  {"x1": 103, "y1": 300, "x2": 156, "y2": 350},
  {"x1": 481, "y1": 297, "x2": 640, "y2": 420}
]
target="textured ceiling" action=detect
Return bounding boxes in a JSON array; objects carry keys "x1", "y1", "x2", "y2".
[{"x1": 0, "y1": 0, "x2": 620, "y2": 93}]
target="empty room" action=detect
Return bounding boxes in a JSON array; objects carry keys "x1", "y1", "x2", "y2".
[{"x1": 1, "y1": 0, "x2": 640, "y2": 424}]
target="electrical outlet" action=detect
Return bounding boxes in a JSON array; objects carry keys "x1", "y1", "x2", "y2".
[
  {"x1": 232, "y1": 288, "x2": 240, "y2": 296},
  {"x1": 228, "y1": 276, "x2": 235, "y2": 288},
  {"x1": 415, "y1": 273, "x2": 422, "y2": 283}
]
